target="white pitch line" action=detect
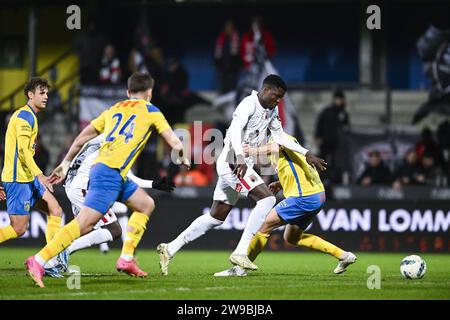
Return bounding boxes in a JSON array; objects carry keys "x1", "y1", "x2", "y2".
[{"x1": 0, "y1": 284, "x2": 271, "y2": 299}]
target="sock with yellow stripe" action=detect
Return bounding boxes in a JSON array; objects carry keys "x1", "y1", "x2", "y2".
[
  {"x1": 0, "y1": 225, "x2": 18, "y2": 244},
  {"x1": 45, "y1": 216, "x2": 62, "y2": 243},
  {"x1": 247, "y1": 232, "x2": 270, "y2": 262},
  {"x1": 297, "y1": 233, "x2": 344, "y2": 259},
  {"x1": 120, "y1": 212, "x2": 149, "y2": 261},
  {"x1": 35, "y1": 219, "x2": 81, "y2": 266}
]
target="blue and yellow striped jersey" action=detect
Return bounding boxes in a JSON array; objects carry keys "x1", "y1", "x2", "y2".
[
  {"x1": 277, "y1": 135, "x2": 324, "y2": 198},
  {"x1": 1, "y1": 105, "x2": 40, "y2": 182},
  {"x1": 91, "y1": 99, "x2": 171, "y2": 179}
]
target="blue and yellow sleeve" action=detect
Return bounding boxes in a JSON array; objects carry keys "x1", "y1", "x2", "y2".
[
  {"x1": 16, "y1": 110, "x2": 34, "y2": 138},
  {"x1": 91, "y1": 110, "x2": 106, "y2": 133},
  {"x1": 147, "y1": 106, "x2": 171, "y2": 134}
]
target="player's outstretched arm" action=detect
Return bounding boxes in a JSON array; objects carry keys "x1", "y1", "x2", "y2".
[
  {"x1": 160, "y1": 128, "x2": 190, "y2": 170},
  {"x1": 49, "y1": 124, "x2": 100, "y2": 184},
  {"x1": 127, "y1": 170, "x2": 175, "y2": 192},
  {"x1": 271, "y1": 129, "x2": 327, "y2": 171},
  {"x1": 243, "y1": 142, "x2": 280, "y2": 157}
]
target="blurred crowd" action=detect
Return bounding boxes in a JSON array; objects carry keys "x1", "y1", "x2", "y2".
[
  {"x1": 355, "y1": 125, "x2": 450, "y2": 189},
  {"x1": 1, "y1": 17, "x2": 449, "y2": 192},
  {"x1": 313, "y1": 89, "x2": 450, "y2": 190}
]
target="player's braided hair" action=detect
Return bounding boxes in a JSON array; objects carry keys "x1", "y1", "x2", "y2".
[{"x1": 24, "y1": 77, "x2": 50, "y2": 98}]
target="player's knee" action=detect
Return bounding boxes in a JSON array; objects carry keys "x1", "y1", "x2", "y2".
[
  {"x1": 11, "y1": 223, "x2": 28, "y2": 237},
  {"x1": 49, "y1": 204, "x2": 63, "y2": 217},
  {"x1": 144, "y1": 196, "x2": 155, "y2": 215}
]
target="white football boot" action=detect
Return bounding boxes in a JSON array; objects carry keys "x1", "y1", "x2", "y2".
[
  {"x1": 334, "y1": 252, "x2": 357, "y2": 274},
  {"x1": 157, "y1": 243, "x2": 172, "y2": 276},
  {"x1": 229, "y1": 254, "x2": 258, "y2": 270},
  {"x1": 214, "y1": 266, "x2": 247, "y2": 277}
]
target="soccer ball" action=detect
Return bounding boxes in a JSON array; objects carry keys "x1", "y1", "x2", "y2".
[{"x1": 400, "y1": 255, "x2": 426, "y2": 279}]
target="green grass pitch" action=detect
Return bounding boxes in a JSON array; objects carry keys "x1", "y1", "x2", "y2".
[{"x1": 1, "y1": 248, "x2": 449, "y2": 300}]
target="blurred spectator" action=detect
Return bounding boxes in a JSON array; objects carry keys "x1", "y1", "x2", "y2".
[
  {"x1": 357, "y1": 150, "x2": 393, "y2": 186},
  {"x1": 437, "y1": 119, "x2": 450, "y2": 158},
  {"x1": 160, "y1": 57, "x2": 211, "y2": 125},
  {"x1": 214, "y1": 20, "x2": 241, "y2": 93},
  {"x1": 73, "y1": 21, "x2": 107, "y2": 84},
  {"x1": 128, "y1": 31, "x2": 164, "y2": 80},
  {"x1": 315, "y1": 89, "x2": 350, "y2": 183},
  {"x1": 240, "y1": 16, "x2": 276, "y2": 69},
  {"x1": 99, "y1": 44, "x2": 122, "y2": 84},
  {"x1": 415, "y1": 127, "x2": 444, "y2": 166},
  {"x1": 392, "y1": 148, "x2": 425, "y2": 189},
  {"x1": 420, "y1": 152, "x2": 444, "y2": 186}
]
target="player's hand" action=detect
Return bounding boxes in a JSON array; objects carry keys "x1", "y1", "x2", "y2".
[
  {"x1": 0, "y1": 186, "x2": 6, "y2": 201},
  {"x1": 243, "y1": 144, "x2": 257, "y2": 157},
  {"x1": 37, "y1": 174, "x2": 54, "y2": 193},
  {"x1": 176, "y1": 156, "x2": 191, "y2": 170},
  {"x1": 152, "y1": 177, "x2": 176, "y2": 192},
  {"x1": 305, "y1": 152, "x2": 327, "y2": 172},
  {"x1": 268, "y1": 181, "x2": 282, "y2": 195},
  {"x1": 48, "y1": 160, "x2": 71, "y2": 185},
  {"x1": 234, "y1": 154, "x2": 247, "y2": 178}
]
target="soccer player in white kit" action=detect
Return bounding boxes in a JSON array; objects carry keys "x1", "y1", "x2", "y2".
[
  {"x1": 157, "y1": 75, "x2": 326, "y2": 274},
  {"x1": 44, "y1": 134, "x2": 174, "y2": 277}
]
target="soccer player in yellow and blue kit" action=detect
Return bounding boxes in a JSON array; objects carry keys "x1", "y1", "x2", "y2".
[
  {"x1": 25, "y1": 72, "x2": 190, "y2": 287},
  {"x1": 0, "y1": 77, "x2": 63, "y2": 245},
  {"x1": 215, "y1": 134, "x2": 356, "y2": 276}
]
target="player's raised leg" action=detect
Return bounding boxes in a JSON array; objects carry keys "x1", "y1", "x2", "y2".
[
  {"x1": 158, "y1": 200, "x2": 230, "y2": 275},
  {"x1": 44, "y1": 221, "x2": 121, "y2": 277},
  {"x1": 284, "y1": 225, "x2": 356, "y2": 274},
  {"x1": 26, "y1": 206, "x2": 103, "y2": 287},
  {"x1": 116, "y1": 187, "x2": 154, "y2": 277},
  {"x1": 229, "y1": 183, "x2": 276, "y2": 271}
]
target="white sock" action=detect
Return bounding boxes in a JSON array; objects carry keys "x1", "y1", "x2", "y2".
[
  {"x1": 44, "y1": 255, "x2": 59, "y2": 269},
  {"x1": 67, "y1": 228, "x2": 113, "y2": 255},
  {"x1": 34, "y1": 254, "x2": 46, "y2": 267},
  {"x1": 167, "y1": 213, "x2": 223, "y2": 257},
  {"x1": 118, "y1": 216, "x2": 129, "y2": 243},
  {"x1": 232, "y1": 196, "x2": 276, "y2": 255}
]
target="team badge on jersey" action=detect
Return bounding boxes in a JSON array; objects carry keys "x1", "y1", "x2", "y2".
[
  {"x1": 249, "y1": 174, "x2": 257, "y2": 182},
  {"x1": 235, "y1": 184, "x2": 243, "y2": 192},
  {"x1": 24, "y1": 201, "x2": 30, "y2": 212}
]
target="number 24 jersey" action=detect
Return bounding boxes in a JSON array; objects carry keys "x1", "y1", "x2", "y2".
[{"x1": 91, "y1": 99, "x2": 170, "y2": 179}]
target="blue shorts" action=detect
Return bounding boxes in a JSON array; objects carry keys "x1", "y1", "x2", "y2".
[
  {"x1": 3, "y1": 177, "x2": 46, "y2": 215},
  {"x1": 275, "y1": 192, "x2": 326, "y2": 229},
  {"x1": 83, "y1": 163, "x2": 138, "y2": 214}
]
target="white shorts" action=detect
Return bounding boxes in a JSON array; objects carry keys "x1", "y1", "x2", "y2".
[
  {"x1": 65, "y1": 186, "x2": 118, "y2": 229},
  {"x1": 213, "y1": 161, "x2": 265, "y2": 206}
]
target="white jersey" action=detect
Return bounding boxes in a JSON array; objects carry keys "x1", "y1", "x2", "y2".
[
  {"x1": 65, "y1": 135, "x2": 104, "y2": 190},
  {"x1": 218, "y1": 90, "x2": 282, "y2": 166}
]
